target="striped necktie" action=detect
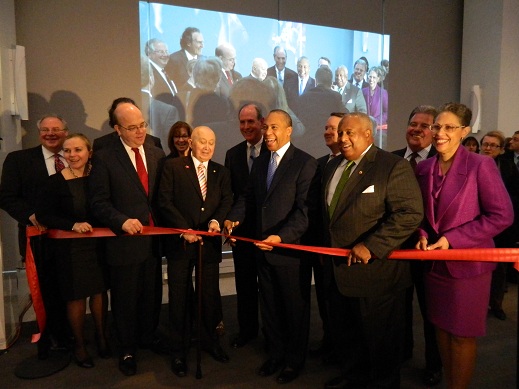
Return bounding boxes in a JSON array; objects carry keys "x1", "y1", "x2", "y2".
[
  {"x1": 54, "y1": 154, "x2": 65, "y2": 172},
  {"x1": 197, "y1": 164, "x2": 207, "y2": 200}
]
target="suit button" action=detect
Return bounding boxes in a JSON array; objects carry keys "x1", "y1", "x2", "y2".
[{"x1": 201, "y1": 208, "x2": 205, "y2": 211}]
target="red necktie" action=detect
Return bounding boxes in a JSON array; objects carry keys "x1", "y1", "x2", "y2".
[
  {"x1": 225, "y1": 71, "x2": 233, "y2": 86},
  {"x1": 54, "y1": 154, "x2": 65, "y2": 172},
  {"x1": 132, "y1": 148, "x2": 154, "y2": 226}
]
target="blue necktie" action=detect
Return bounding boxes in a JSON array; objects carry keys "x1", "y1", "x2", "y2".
[
  {"x1": 266, "y1": 152, "x2": 278, "y2": 189},
  {"x1": 248, "y1": 145, "x2": 256, "y2": 172}
]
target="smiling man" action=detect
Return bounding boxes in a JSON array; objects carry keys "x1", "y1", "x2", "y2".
[
  {"x1": 225, "y1": 109, "x2": 319, "y2": 384},
  {"x1": 323, "y1": 112, "x2": 423, "y2": 389}
]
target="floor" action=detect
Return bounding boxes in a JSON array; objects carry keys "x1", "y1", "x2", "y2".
[{"x1": 1, "y1": 281, "x2": 517, "y2": 389}]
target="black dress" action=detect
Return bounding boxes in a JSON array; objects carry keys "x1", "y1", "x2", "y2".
[{"x1": 37, "y1": 174, "x2": 107, "y2": 301}]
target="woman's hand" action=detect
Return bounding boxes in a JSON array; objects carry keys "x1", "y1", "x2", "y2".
[
  {"x1": 426, "y1": 236, "x2": 450, "y2": 250},
  {"x1": 416, "y1": 236, "x2": 428, "y2": 250}
]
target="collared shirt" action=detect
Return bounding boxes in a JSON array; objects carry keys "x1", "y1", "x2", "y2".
[
  {"x1": 120, "y1": 138, "x2": 148, "y2": 172},
  {"x1": 403, "y1": 144, "x2": 432, "y2": 164},
  {"x1": 514, "y1": 152, "x2": 519, "y2": 168},
  {"x1": 277, "y1": 68, "x2": 285, "y2": 82},
  {"x1": 191, "y1": 155, "x2": 208, "y2": 172},
  {"x1": 247, "y1": 137, "x2": 263, "y2": 161},
  {"x1": 42, "y1": 146, "x2": 67, "y2": 175},
  {"x1": 184, "y1": 50, "x2": 197, "y2": 61},
  {"x1": 149, "y1": 60, "x2": 177, "y2": 94},
  {"x1": 299, "y1": 77, "x2": 309, "y2": 94},
  {"x1": 273, "y1": 141, "x2": 291, "y2": 164}
]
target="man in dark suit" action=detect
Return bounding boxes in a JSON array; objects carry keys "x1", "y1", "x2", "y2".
[
  {"x1": 224, "y1": 104, "x2": 268, "y2": 348},
  {"x1": 145, "y1": 38, "x2": 178, "y2": 98},
  {"x1": 158, "y1": 126, "x2": 233, "y2": 377},
  {"x1": 392, "y1": 105, "x2": 442, "y2": 387},
  {"x1": 503, "y1": 130, "x2": 519, "y2": 172},
  {"x1": 89, "y1": 101, "x2": 165, "y2": 376},
  {"x1": 225, "y1": 109, "x2": 319, "y2": 384},
  {"x1": 266, "y1": 46, "x2": 299, "y2": 108},
  {"x1": 295, "y1": 66, "x2": 347, "y2": 157},
  {"x1": 166, "y1": 27, "x2": 204, "y2": 90},
  {"x1": 349, "y1": 58, "x2": 369, "y2": 89},
  {"x1": 93, "y1": 97, "x2": 163, "y2": 152},
  {"x1": 215, "y1": 43, "x2": 242, "y2": 98},
  {"x1": 334, "y1": 66, "x2": 367, "y2": 113},
  {"x1": 0, "y1": 115, "x2": 70, "y2": 359},
  {"x1": 296, "y1": 56, "x2": 315, "y2": 96},
  {"x1": 323, "y1": 112, "x2": 423, "y2": 389}
]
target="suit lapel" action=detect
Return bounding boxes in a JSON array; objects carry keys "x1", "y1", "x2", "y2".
[
  {"x1": 206, "y1": 160, "x2": 218, "y2": 199},
  {"x1": 266, "y1": 145, "x2": 294, "y2": 198},
  {"x1": 182, "y1": 156, "x2": 204, "y2": 201},
  {"x1": 114, "y1": 142, "x2": 148, "y2": 197}
]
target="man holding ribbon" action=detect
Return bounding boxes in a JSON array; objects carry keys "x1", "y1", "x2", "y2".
[
  {"x1": 225, "y1": 109, "x2": 319, "y2": 385},
  {"x1": 322, "y1": 112, "x2": 423, "y2": 389}
]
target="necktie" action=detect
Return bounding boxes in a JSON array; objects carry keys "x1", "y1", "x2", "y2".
[
  {"x1": 162, "y1": 68, "x2": 177, "y2": 94},
  {"x1": 515, "y1": 158, "x2": 519, "y2": 171},
  {"x1": 299, "y1": 79, "x2": 304, "y2": 95},
  {"x1": 197, "y1": 164, "x2": 207, "y2": 200},
  {"x1": 338, "y1": 87, "x2": 343, "y2": 95},
  {"x1": 266, "y1": 152, "x2": 278, "y2": 190},
  {"x1": 409, "y1": 152, "x2": 419, "y2": 171},
  {"x1": 54, "y1": 154, "x2": 65, "y2": 172},
  {"x1": 132, "y1": 148, "x2": 148, "y2": 194},
  {"x1": 328, "y1": 161, "x2": 355, "y2": 217},
  {"x1": 356, "y1": 82, "x2": 361, "y2": 88},
  {"x1": 248, "y1": 145, "x2": 256, "y2": 172},
  {"x1": 278, "y1": 70, "x2": 283, "y2": 84},
  {"x1": 225, "y1": 71, "x2": 233, "y2": 85}
]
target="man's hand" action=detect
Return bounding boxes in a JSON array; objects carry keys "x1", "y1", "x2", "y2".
[
  {"x1": 208, "y1": 220, "x2": 220, "y2": 233},
  {"x1": 121, "y1": 218, "x2": 143, "y2": 235},
  {"x1": 72, "y1": 222, "x2": 93, "y2": 234},
  {"x1": 223, "y1": 220, "x2": 239, "y2": 244},
  {"x1": 255, "y1": 235, "x2": 281, "y2": 251},
  {"x1": 29, "y1": 213, "x2": 46, "y2": 232},
  {"x1": 347, "y1": 242, "x2": 371, "y2": 266},
  {"x1": 183, "y1": 233, "x2": 202, "y2": 244}
]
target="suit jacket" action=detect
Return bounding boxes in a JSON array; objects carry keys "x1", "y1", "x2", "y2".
[
  {"x1": 363, "y1": 85, "x2": 388, "y2": 125},
  {"x1": 158, "y1": 156, "x2": 233, "y2": 262},
  {"x1": 350, "y1": 77, "x2": 369, "y2": 89},
  {"x1": 298, "y1": 76, "x2": 316, "y2": 96},
  {"x1": 494, "y1": 154, "x2": 519, "y2": 247},
  {"x1": 89, "y1": 139, "x2": 165, "y2": 266},
  {"x1": 415, "y1": 146, "x2": 513, "y2": 278},
  {"x1": 392, "y1": 145, "x2": 437, "y2": 159},
  {"x1": 0, "y1": 146, "x2": 50, "y2": 225},
  {"x1": 150, "y1": 65, "x2": 177, "y2": 98},
  {"x1": 228, "y1": 144, "x2": 319, "y2": 265},
  {"x1": 215, "y1": 69, "x2": 242, "y2": 98},
  {"x1": 266, "y1": 66, "x2": 299, "y2": 108},
  {"x1": 323, "y1": 146, "x2": 423, "y2": 297},
  {"x1": 295, "y1": 85, "x2": 347, "y2": 157},
  {"x1": 225, "y1": 140, "x2": 269, "y2": 237},
  {"x1": 166, "y1": 50, "x2": 190, "y2": 91},
  {"x1": 338, "y1": 82, "x2": 367, "y2": 113},
  {"x1": 93, "y1": 132, "x2": 162, "y2": 152}
]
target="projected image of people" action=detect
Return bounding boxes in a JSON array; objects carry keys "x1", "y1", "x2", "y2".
[{"x1": 140, "y1": 2, "x2": 389, "y2": 162}]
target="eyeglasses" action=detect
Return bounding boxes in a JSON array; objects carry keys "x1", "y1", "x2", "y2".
[
  {"x1": 481, "y1": 142, "x2": 502, "y2": 149},
  {"x1": 39, "y1": 127, "x2": 66, "y2": 134},
  {"x1": 153, "y1": 50, "x2": 168, "y2": 55},
  {"x1": 118, "y1": 122, "x2": 148, "y2": 132},
  {"x1": 430, "y1": 124, "x2": 466, "y2": 133},
  {"x1": 408, "y1": 122, "x2": 431, "y2": 131}
]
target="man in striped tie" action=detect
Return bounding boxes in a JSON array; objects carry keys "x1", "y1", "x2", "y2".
[{"x1": 158, "y1": 126, "x2": 233, "y2": 377}]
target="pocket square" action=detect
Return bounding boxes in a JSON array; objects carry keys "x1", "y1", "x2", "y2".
[
  {"x1": 347, "y1": 98, "x2": 353, "y2": 103},
  {"x1": 362, "y1": 185, "x2": 375, "y2": 193}
]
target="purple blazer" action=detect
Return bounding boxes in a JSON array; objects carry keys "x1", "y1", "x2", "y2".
[
  {"x1": 415, "y1": 145, "x2": 513, "y2": 278},
  {"x1": 362, "y1": 85, "x2": 388, "y2": 125}
]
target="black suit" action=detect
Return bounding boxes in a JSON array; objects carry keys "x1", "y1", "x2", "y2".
[
  {"x1": 0, "y1": 146, "x2": 70, "y2": 352},
  {"x1": 93, "y1": 131, "x2": 162, "y2": 152},
  {"x1": 392, "y1": 145, "x2": 441, "y2": 373},
  {"x1": 216, "y1": 69, "x2": 242, "y2": 98},
  {"x1": 89, "y1": 138, "x2": 165, "y2": 356},
  {"x1": 166, "y1": 50, "x2": 190, "y2": 92},
  {"x1": 224, "y1": 140, "x2": 268, "y2": 339},
  {"x1": 266, "y1": 66, "x2": 299, "y2": 109},
  {"x1": 158, "y1": 156, "x2": 233, "y2": 357},
  {"x1": 228, "y1": 144, "x2": 319, "y2": 369},
  {"x1": 323, "y1": 146, "x2": 423, "y2": 387}
]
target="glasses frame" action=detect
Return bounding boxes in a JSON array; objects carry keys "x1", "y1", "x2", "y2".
[
  {"x1": 430, "y1": 124, "x2": 466, "y2": 133},
  {"x1": 117, "y1": 122, "x2": 149, "y2": 132}
]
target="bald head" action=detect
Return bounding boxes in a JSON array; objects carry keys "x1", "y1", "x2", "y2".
[
  {"x1": 190, "y1": 126, "x2": 216, "y2": 162},
  {"x1": 251, "y1": 58, "x2": 268, "y2": 81}
]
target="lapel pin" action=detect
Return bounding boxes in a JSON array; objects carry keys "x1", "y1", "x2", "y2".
[
  {"x1": 358, "y1": 170, "x2": 363, "y2": 175},
  {"x1": 185, "y1": 165, "x2": 190, "y2": 169}
]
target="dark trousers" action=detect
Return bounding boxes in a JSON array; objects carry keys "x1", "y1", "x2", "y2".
[
  {"x1": 231, "y1": 240, "x2": 259, "y2": 338},
  {"x1": 310, "y1": 254, "x2": 331, "y2": 346},
  {"x1": 167, "y1": 248, "x2": 222, "y2": 358},
  {"x1": 489, "y1": 262, "x2": 507, "y2": 310},
  {"x1": 328, "y1": 277, "x2": 406, "y2": 389},
  {"x1": 404, "y1": 261, "x2": 442, "y2": 372},
  {"x1": 109, "y1": 254, "x2": 161, "y2": 356},
  {"x1": 257, "y1": 253, "x2": 312, "y2": 369}
]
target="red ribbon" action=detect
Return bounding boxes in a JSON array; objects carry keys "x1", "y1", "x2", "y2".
[{"x1": 25, "y1": 226, "x2": 519, "y2": 342}]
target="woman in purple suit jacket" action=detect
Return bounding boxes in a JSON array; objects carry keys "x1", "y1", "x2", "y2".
[{"x1": 415, "y1": 103, "x2": 513, "y2": 389}]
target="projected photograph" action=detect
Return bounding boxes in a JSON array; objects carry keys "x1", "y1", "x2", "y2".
[{"x1": 139, "y1": 1, "x2": 390, "y2": 161}]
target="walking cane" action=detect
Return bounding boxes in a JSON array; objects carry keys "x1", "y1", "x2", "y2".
[{"x1": 196, "y1": 240, "x2": 203, "y2": 379}]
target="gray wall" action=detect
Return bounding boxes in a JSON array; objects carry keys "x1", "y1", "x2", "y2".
[{"x1": 14, "y1": 0, "x2": 464, "y2": 156}]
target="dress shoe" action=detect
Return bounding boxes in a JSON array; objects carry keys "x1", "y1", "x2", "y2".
[
  {"x1": 74, "y1": 353, "x2": 95, "y2": 368},
  {"x1": 140, "y1": 337, "x2": 170, "y2": 355},
  {"x1": 324, "y1": 375, "x2": 351, "y2": 389},
  {"x1": 422, "y1": 369, "x2": 442, "y2": 386},
  {"x1": 171, "y1": 357, "x2": 187, "y2": 377},
  {"x1": 119, "y1": 354, "x2": 137, "y2": 376},
  {"x1": 205, "y1": 345, "x2": 230, "y2": 363},
  {"x1": 258, "y1": 358, "x2": 284, "y2": 377},
  {"x1": 230, "y1": 333, "x2": 256, "y2": 348},
  {"x1": 492, "y1": 308, "x2": 507, "y2": 320},
  {"x1": 276, "y1": 367, "x2": 299, "y2": 384}
]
